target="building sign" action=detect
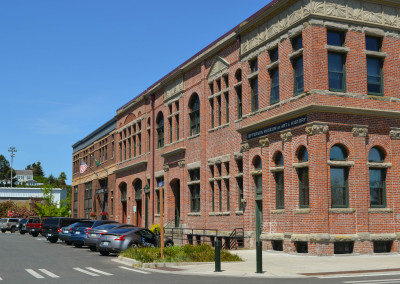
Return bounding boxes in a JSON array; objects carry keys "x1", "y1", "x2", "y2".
[
  {"x1": 246, "y1": 115, "x2": 307, "y2": 140},
  {"x1": 96, "y1": 188, "x2": 108, "y2": 195}
]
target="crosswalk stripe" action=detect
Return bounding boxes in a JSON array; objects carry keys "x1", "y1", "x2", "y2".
[
  {"x1": 0, "y1": 276, "x2": 2, "y2": 281},
  {"x1": 344, "y1": 279, "x2": 400, "y2": 284},
  {"x1": 344, "y1": 282, "x2": 400, "y2": 284},
  {"x1": 73, "y1": 268, "x2": 100, "y2": 277},
  {"x1": 38, "y1": 269, "x2": 59, "y2": 278},
  {"x1": 85, "y1": 267, "x2": 113, "y2": 276},
  {"x1": 119, "y1": 266, "x2": 149, "y2": 274},
  {"x1": 25, "y1": 269, "x2": 44, "y2": 279}
]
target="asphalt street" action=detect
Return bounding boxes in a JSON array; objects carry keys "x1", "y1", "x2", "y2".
[{"x1": 1, "y1": 232, "x2": 400, "y2": 284}]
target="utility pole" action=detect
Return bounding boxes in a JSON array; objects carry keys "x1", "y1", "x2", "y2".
[{"x1": 8, "y1": 147, "x2": 17, "y2": 188}]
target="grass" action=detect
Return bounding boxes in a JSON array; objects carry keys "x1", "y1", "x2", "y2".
[{"x1": 119, "y1": 244, "x2": 242, "y2": 263}]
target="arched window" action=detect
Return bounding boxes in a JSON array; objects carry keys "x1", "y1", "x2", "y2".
[
  {"x1": 189, "y1": 94, "x2": 200, "y2": 136},
  {"x1": 369, "y1": 147, "x2": 386, "y2": 208},
  {"x1": 235, "y1": 69, "x2": 242, "y2": 83},
  {"x1": 274, "y1": 152, "x2": 284, "y2": 209},
  {"x1": 134, "y1": 179, "x2": 142, "y2": 201},
  {"x1": 156, "y1": 113, "x2": 164, "y2": 148},
  {"x1": 252, "y1": 156, "x2": 263, "y2": 236},
  {"x1": 330, "y1": 144, "x2": 349, "y2": 208},
  {"x1": 147, "y1": 118, "x2": 151, "y2": 152},
  {"x1": 254, "y1": 156, "x2": 262, "y2": 170},
  {"x1": 297, "y1": 147, "x2": 309, "y2": 208},
  {"x1": 120, "y1": 183, "x2": 127, "y2": 203}
]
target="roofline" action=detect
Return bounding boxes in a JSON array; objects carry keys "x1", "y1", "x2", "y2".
[
  {"x1": 116, "y1": 0, "x2": 281, "y2": 113},
  {"x1": 72, "y1": 117, "x2": 117, "y2": 149}
]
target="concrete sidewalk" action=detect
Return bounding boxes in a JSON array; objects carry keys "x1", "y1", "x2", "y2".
[{"x1": 128, "y1": 250, "x2": 400, "y2": 278}]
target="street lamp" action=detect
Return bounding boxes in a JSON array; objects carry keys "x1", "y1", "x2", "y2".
[{"x1": 8, "y1": 146, "x2": 17, "y2": 188}]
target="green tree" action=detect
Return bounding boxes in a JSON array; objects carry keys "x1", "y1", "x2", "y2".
[
  {"x1": 0, "y1": 155, "x2": 16, "y2": 187},
  {"x1": 35, "y1": 185, "x2": 70, "y2": 217},
  {"x1": 58, "y1": 172, "x2": 67, "y2": 186},
  {"x1": 26, "y1": 161, "x2": 44, "y2": 177}
]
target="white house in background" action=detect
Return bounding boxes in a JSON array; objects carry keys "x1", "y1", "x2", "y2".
[
  {"x1": 15, "y1": 170, "x2": 37, "y2": 186},
  {"x1": 0, "y1": 187, "x2": 67, "y2": 208}
]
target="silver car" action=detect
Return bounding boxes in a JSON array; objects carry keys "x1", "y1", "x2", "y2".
[
  {"x1": 97, "y1": 227, "x2": 173, "y2": 256},
  {"x1": 84, "y1": 223, "x2": 135, "y2": 251}
]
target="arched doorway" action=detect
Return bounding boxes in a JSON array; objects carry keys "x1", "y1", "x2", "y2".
[
  {"x1": 119, "y1": 182, "x2": 127, "y2": 223},
  {"x1": 170, "y1": 179, "x2": 181, "y2": 228},
  {"x1": 134, "y1": 179, "x2": 143, "y2": 227}
]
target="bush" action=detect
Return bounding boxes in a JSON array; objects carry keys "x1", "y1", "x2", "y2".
[{"x1": 120, "y1": 244, "x2": 242, "y2": 263}]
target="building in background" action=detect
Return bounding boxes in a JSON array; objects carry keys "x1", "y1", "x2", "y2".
[
  {"x1": 15, "y1": 170, "x2": 37, "y2": 186},
  {"x1": 0, "y1": 187, "x2": 67, "y2": 209},
  {"x1": 72, "y1": 0, "x2": 400, "y2": 255}
]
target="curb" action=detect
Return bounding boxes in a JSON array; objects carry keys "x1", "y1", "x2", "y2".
[{"x1": 117, "y1": 256, "x2": 216, "y2": 268}]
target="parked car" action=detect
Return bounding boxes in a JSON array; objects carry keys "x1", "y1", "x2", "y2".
[
  {"x1": 42, "y1": 217, "x2": 83, "y2": 243},
  {"x1": 70, "y1": 220, "x2": 118, "y2": 248},
  {"x1": 97, "y1": 227, "x2": 174, "y2": 256},
  {"x1": 59, "y1": 221, "x2": 88, "y2": 245},
  {"x1": 25, "y1": 217, "x2": 43, "y2": 237},
  {"x1": 84, "y1": 223, "x2": 135, "y2": 251},
  {"x1": 16, "y1": 218, "x2": 29, "y2": 234},
  {"x1": 0, "y1": 218, "x2": 20, "y2": 233}
]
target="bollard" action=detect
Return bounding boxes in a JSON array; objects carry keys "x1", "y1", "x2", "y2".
[
  {"x1": 214, "y1": 240, "x2": 221, "y2": 272},
  {"x1": 256, "y1": 240, "x2": 263, "y2": 273}
]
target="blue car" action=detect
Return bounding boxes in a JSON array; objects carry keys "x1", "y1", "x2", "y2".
[{"x1": 70, "y1": 220, "x2": 118, "y2": 248}]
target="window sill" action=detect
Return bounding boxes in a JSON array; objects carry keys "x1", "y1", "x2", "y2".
[
  {"x1": 250, "y1": 170, "x2": 262, "y2": 176},
  {"x1": 235, "y1": 211, "x2": 244, "y2": 215},
  {"x1": 327, "y1": 160, "x2": 355, "y2": 167},
  {"x1": 329, "y1": 208, "x2": 355, "y2": 214},
  {"x1": 325, "y1": 45, "x2": 350, "y2": 53},
  {"x1": 368, "y1": 208, "x2": 393, "y2": 214},
  {"x1": 266, "y1": 60, "x2": 279, "y2": 71},
  {"x1": 187, "y1": 180, "x2": 200, "y2": 186},
  {"x1": 364, "y1": 50, "x2": 387, "y2": 58},
  {"x1": 208, "y1": 211, "x2": 230, "y2": 216},
  {"x1": 187, "y1": 133, "x2": 200, "y2": 140},
  {"x1": 247, "y1": 71, "x2": 259, "y2": 80},
  {"x1": 294, "y1": 208, "x2": 310, "y2": 214},
  {"x1": 155, "y1": 214, "x2": 160, "y2": 217},
  {"x1": 208, "y1": 123, "x2": 230, "y2": 133},
  {"x1": 288, "y1": 48, "x2": 304, "y2": 60},
  {"x1": 367, "y1": 162, "x2": 392, "y2": 168},
  {"x1": 234, "y1": 82, "x2": 242, "y2": 88},
  {"x1": 271, "y1": 209, "x2": 285, "y2": 214},
  {"x1": 187, "y1": 212, "x2": 201, "y2": 216},
  {"x1": 292, "y1": 162, "x2": 309, "y2": 168},
  {"x1": 270, "y1": 166, "x2": 284, "y2": 173},
  {"x1": 235, "y1": 173, "x2": 244, "y2": 178}
]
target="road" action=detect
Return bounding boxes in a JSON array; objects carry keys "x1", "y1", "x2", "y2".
[{"x1": 1, "y1": 232, "x2": 400, "y2": 284}]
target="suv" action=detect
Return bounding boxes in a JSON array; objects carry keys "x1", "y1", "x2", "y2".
[
  {"x1": 26, "y1": 217, "x2": 43, "y2": 237},
  {"x1": 42, "y1": 217, "x2": 82, "y2": 243},
  {"x1": 17, "y1": 218, "x2": 29, "y2": 234},
  {"x1": 0, "y1": 218, "x2": 20, "y2": 233}
]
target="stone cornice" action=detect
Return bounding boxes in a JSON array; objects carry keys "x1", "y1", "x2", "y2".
[
  {"x1": 160, "y1": 147, "x2": 186, "y2": 158},
  {"x1": 115, "y1": 160, "x2": 148, "y2": 174},
  {"x1": 352, "y1": 125, "x2": 368, "y2": 137},
  {"x1": 305, "y1": 122, "x2": 329, "y2": 136}
]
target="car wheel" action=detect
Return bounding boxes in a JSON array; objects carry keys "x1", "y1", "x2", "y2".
[
  {"x1": 32, "y1": 232, "x2": 39, "y2": 237},
  {"x1": 10, "y1": 227, "x2": 15, "y2": 233},
  {"x1": 49, "y1": 238, "x2": 58, "y2": 243},
  {"x1": 165, "y1": 241, "x2": 174, "y2": 247},
  {"x1": 100, "y1": 250, "x2": 110, "y2": 256},
  {"x1": 65, "y1": 241, "x2": 72, "y2": 245},
  {"x1": 74, "y1": 243, "x2": 82, "y2": 248},
  {"x1": 130, "y1": 242, "x2": 140, "y2": 248},
  {"x1": 89, "y1": 246, "x2": 97, "y2": 252},
  {"x1": 20, "y1": 231, "x2": 25, "y2": 235},
  {"x1": 1, "y1": 229, "x2": 5, "y2": 233}
]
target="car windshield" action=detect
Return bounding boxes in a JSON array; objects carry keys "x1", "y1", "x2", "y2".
[
  {"x1": 44, "y1": 218, "x2": 59, "y2": 225},
  {"x1": 94, "y1": 224, "x2": 120, "y2": 230},
  {"x1": 0, "y1": 219, "x2": 6, "y2": 222},
  {"x1": 75, "y1": 221, "x2": 94, "y2": 227},
  {"x1": 107, "y1": 228, "x2": 138, "y2": 235}
]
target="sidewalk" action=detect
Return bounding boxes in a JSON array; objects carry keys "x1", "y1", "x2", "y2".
[{"x1": 119, "y1": 250, "x2": 400, "y2": 278}]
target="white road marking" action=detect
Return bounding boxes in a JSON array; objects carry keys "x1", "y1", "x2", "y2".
[
  {"x1": 38, "y1": 269, "x2": 59, "y2": 278},
  {"x1": 85, "y1": 267, "x2": 113, "y2": 276},
  {"x1": 119, "y1": 266, "x2": 149, "y2": 274},
  {"x1": 73, "y1": 268, "x2": 100, "y2": 277},
  {"x1": 344, "y1": 279, "x2": 400, "y2": 283},
  {"x1": 320, "y1": 273, "x2": 400, "y2": 279},
  {"x1": 25, "y1": 269, "x2": 44, "y2": 279},
  {"x1": 0, "y1": 276, "x2": 2, "y2": 281}
]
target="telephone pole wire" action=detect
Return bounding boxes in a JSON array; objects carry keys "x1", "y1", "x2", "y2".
[{"x1": 8, "y1": 147, "x2": 17, "y2": 188}]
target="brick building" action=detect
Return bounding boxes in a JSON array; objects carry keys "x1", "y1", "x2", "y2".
[{"x1": 72, "y1": 0, "x2": 400, "y2": 255}]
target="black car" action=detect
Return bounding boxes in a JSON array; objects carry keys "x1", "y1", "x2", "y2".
[
  {"x1": 17, "y1": 218, "x2": 29, "y2": 234},
  {"x1": 42, "y1": 217, "x2": 83, "y2": 243}
]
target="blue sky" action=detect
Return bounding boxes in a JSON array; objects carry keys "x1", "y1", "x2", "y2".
[{"x1": 0, "y1": 0, "x2": 269, "y2": 184}]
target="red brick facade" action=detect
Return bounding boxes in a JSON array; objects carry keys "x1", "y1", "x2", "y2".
[{"x1": 73, "y1": 0, "x2": 400, "y2": 254}]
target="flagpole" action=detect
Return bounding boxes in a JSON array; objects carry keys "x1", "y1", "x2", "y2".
[{"x1": 90, "y1": 153, "x2": 108, "y2": 174}]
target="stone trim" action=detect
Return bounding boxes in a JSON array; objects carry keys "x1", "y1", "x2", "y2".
[
  {"x1": 235, "y1": 173, "x2": 244, "y2": 178},
  {"x1": 234, "y1": 82, "x2": 242, "y2": 88},
  {"x1": 364, "y1": 50, "x2": 387, "y2": 58},
  {"x1": 389, "y1": 127, "x2": 400, "y2": 140},
  {"x1": 352, "y1": 125, "x2": 368, "y2": 137},
  {"x1": 305, "y1": 122, "x2": 329, "y2": 135},
  {"x1": 309, "y1": 233, "x2": 330, "y2": 243},
  {"x1": 235, "y1": 211, "x2": 244, "y2": 215},
  {"x1": 288, "y1": 48, "x2": 304, "y2": 60},
  {"x1": 327, "y1": 160, "x2": 355, "y2": 167},
  {"x1": 155, "y1": 170, "x2": 164, "y2": 178},
  {"x1": 247, "y1": 71, "x2": 259, "y2": 80},
  {"x1": 291, "y1": 234, "x2": 309, "y2": 242},
  {"x1": 368, "y1": 208, "x2": 394, "y2": 213},
  {"x1": 259, "y1": 137, "x2": 270, "y2": 147},
  {"x1": 187, "y1": 212, "x2": 201, "y2": 217},
  {"x1": 187, "y1": 133, "x2": 200, "y2": 140},
  {"x1": 241, "y1": 142, "x2": 250, "y2": 152},
  {"x1": 370, "y1": 234, "x2": 396, "y2": 241},
  {"x1": 260, "y1": 233, "x2": 284, "y2": 241},
  {"x1": 146, "y1": 173, "x2": 150, "y2": 179},
  {"x1": 294, "y1": 208, "x2": 310, "y2": 214},
  {"x1": 234, "y1": 152, "x2": 243, "y2": 160},
  {"x1": 187, "y1": 180, "x2": 200, "y2": 186},
  {"x1": 325, "y1": 45, "x2": 350, "y2": 53},
  {"x1": 292, "y1": 162, "x2": 309, "y2": 169},
  {"x1": 115, "y1": 160, "x2": 148, "y2": 174},
  {"x1": 331, "y1": 234, "x2": 358, "y2": 242},
  {"x1": 178, "y1": 160, "x2": 185, "y2": 168},
  {"x1": 167, "y1": 111, "x2": 180, "y2": 119},
  {"x1": 271, "y1": 209, "x2": 285, "y2": 214},
  {"x1": 324, "y1": 21, "x2": 349, "y2": 31},
  {"x1": 280, "y1": 130, "x2": 292, "y2": 142},
  {"x1": 363, "y1": 27, "x2": 386, "y2": 37},
  {"x1": 187, "y1": 161, "x2": 201, "y2": 170},
  {"x1": 222, "y1": 175, "x2": 230, "y2": 180},
  {"x1": 208, "y1": 123, "x2": 230, "y2": 133},
  {"x1": 250, "y1": 169, "x2": 262, "y2": 176},
  {"x1": 266, "y1": 60, "x2": 279, "y2": 71},
  {"x1": 163, "y1": 164, "x2": 169, "y2": 172},
  {"x1": 214, "y1": 177, "x2": 222, "y2": 181},
  {"x1": 329, "y1": 208, "x2": 356, "y2": 214},
  {"x1": 367, "y1": 162, "x2": 392, "y2": 168},
  {"x1": 208, "y1": 211, "x2": 231, "y2": 216},
  {"x1": 270, "y1": 166, "x2": 284, "y2": 173},
  {"x1": 161, "y1": 147, "x2": 186, "y2": 158}
]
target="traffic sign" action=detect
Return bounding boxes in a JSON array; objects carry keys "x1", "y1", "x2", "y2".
[{"x1": 7, "y1": 210, "x2": 13, "y2": 217}]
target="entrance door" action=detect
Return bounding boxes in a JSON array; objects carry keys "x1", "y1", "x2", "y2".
[
  {"x1": 174, "y1": 182, "x2": 180, "y2": 227},
  {"x1": 122, "y1": 202, "x2": 127, "y2": 224},
  {"x1": 136, "y1": 200, "x2": 142, "y2": 227}
]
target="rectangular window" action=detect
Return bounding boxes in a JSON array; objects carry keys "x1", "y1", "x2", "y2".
[
  {"x1": 292, "y1": 35, "x2": 303, "y2": 51},
  {"x1": 249, "y1": 58, "x2": 258, "y2": 73},
  {"x1": 169, "y1": 118, "x2": 173, "y2": 144},
  {"x1": 147, "y1": 130, "x2": 151, "y2": 152},
  {"x1": 211, "y1": 182, "x2": 215, "y2": 212},
  {"x1": 84, "y1": 182, "x2": 92, "y2": 218},
  {"x1": 223, "y1": 75, "x2": 229, "y2": 89},
  {"x1": 327, "y1": 30, "x2": 345, "y2": 46},
  {"x1": 216, "y1": 79, "x2": 221, "y2": 92},
  {"x1": 210, "y1": 99, "x2": 214, "y2": 128},
  {"x1": 217, "y1": 96, "x2": 221, "y2": 126},
  {"x1": 269, "y1": 48, "x2": 279, "y2": 62},
  {"x1": 366, "y1": 36, "x2": 382, "y2": 52},
  {"x1": 133, "y1": 137, "x2": 136, "y2": 157},
  {"x1": 218, "y1": 180, "x2": 222, "y2": 212},
  {"x1": 367, "y1": 57, "x2": 383, "y2": 95},
  {"x1": 328, "y1": 52, "x2": 346, "y2": 92},
  {"x1": 138, "y1": 134, "x2": 141, "y2": 156},
  {"x1": 225, "y1": 92, "x2": 229, "y2": 124},
  {"x1": 270, "y1": 68, "x2": 280, "y2": 104},
  {"x1": 209, "y1": 83, "x2": 214, "y2": 95},
  {"x1": 236, "y1": 86, "x2": 242, "y2": 119},
  {"x1": 176, "y1": 115, "x2": 179, "y2": 141},
  {"x1": 250, "y1": 78, "x2": 258, "y2": 112},
  {"x1": 298, "y1": 168, "x2": 309, "y2": 208},
  {"x1": 225, "y1": 180, "x2": 230, "y2": 211},
  {"x1": 331, "y1": 167, "x2": 349, "y2": 208},
  {"x1": 189, "y1": 169, "x2": 200, "y2": 212},
  {"x1": 238, "y1": 178, "x2": 244, "y2": 211},
  {"x1": 73, "y1": 186, "x2": 78, "y2": 218},
  {"x1": 370, "y1": 169, "x2": 386, "y2": 208},
  {"x1": 293, "y1": 56, "x2": 304, "y2": 95},
  {"x1": 237, "y1": 160, "x2": 243, "y2": 173},
  {"x1": 128, "y1": 139, "x2": 132, "y2": 159},
  {"x1": 275, "y1": 172, "x2": 284, "y2": 209}
]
